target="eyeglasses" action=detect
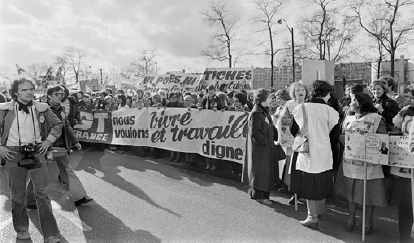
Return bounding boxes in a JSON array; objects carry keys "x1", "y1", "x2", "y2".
[
  {"x1": 53, "y1": 93, "x2": 64, "y2": 97},
  {"x1": 170, "y1": 96, "x2": 177, "y2": 99}
]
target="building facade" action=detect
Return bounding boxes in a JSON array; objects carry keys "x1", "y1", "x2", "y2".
[
  {"x1": 253, "y1": 60, "x2": 413, "y2": 91},
  {"x1": 253, "y1": 65, "x2": 302, "y2": 90},
  {"x1": 334, "y1": 62, "x2": 372, "y2": 84}
]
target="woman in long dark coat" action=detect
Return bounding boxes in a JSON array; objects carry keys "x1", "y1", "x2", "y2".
[{"x1": 242, "y1": 88, "x2": 279, "y2": 205}]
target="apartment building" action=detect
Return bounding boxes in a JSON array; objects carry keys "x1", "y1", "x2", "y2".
[{"x1": 253, "y1": 65, "x2": 302, "y2": 90}]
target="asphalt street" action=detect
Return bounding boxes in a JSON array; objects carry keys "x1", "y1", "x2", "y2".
[{"x1": 0, "y1": 147, "x2": 404, "y2": 243}]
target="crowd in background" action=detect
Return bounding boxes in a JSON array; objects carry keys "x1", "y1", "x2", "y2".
[{"x1": 1, "y1": 75, "x2": 414, "y2": 242}]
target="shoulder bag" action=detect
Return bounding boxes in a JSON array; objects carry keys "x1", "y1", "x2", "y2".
[{"x1": 292, "y1": 104, "x2": 309, "y2": 153}]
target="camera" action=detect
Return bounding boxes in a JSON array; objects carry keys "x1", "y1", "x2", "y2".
[
  {"x1": 18, "y1": 143, "x2": 40, "y2": 168},
  {"x1": 20, "y1": 143, "x2": 35, "y2": 153}
]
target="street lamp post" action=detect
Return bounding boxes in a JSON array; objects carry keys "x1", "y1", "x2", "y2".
[
  {"x1": 278, "y1": 19, "x2": 295, "y2": 83},
  {"x1": 99, "y1": 68, "x2": 103, "y2": 85},
  {"x1": 89, "y1": 66, "x2": 103, "y2": 84}
]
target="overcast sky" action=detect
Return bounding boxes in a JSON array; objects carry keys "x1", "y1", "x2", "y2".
[
  {"x1": 1, "y1": 0, "x2": 412, "y2": 77},
  {"x1": 0, "y1": 0, "x2": 305, "y2": 75}
]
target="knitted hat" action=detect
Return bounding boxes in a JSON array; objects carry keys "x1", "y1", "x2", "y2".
[{"x1": 234, "y1": 92, "x2": 247, "y2": 106}]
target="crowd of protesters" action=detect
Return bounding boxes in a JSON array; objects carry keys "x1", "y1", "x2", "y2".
[
  {"x1": 2, "y1": 75, "x2": 414, "y2": 242},
  {"x1": 240, "y1": 76, "x2": 414, "y2": 243}
]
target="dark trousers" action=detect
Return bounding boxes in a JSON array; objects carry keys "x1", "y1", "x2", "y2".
[
  {"x1": 249, "y1": 187, "x2": 269, "y2": 200},
  {"x1": 392, "y1": 176, "x2": 413, "y2": 243}
]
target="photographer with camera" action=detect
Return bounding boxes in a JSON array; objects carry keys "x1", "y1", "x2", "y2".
[
  {"x1": 0, "y1": 78, "x2": 63, "y2": 242},
  {"x1": 27, "y1": 85, "x2": 93, "y2": 209}
]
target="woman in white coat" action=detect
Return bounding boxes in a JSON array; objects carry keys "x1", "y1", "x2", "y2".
[{"x1": 290, "y1": 80, "x2": 339, "y2": 227}]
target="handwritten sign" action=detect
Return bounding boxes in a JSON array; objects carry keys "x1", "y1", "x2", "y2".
[
  {"x1": 279, "y1": 124, "x2": 294, "y2": 147},
  {"x1": 344, "y1": 131, "x2": 389, "y2": 165},
  {"x1": 389, "y1": 135, "x2": 414, "y2": 169}
]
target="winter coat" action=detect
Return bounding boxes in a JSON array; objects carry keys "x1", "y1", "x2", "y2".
[
  {"x1": 373, "y1": 93, "x2": 400, "y2": 131},
  {"x1": 242, "y1": 104, "x2": 278, "y2": 192},
  {"x1": 291, "y1": 98, "x2": 339, "y2": 173},
  {"x1": 49, "y1": 103, "x2": 79, "y2": 154},
  {"x1": 65, "y1": 96, "x2": 80, "y2": 128}
]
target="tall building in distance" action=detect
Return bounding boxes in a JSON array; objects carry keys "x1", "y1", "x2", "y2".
[
  {"x1": 334, "y1": 62, "x2": 372, "y2": 85},
  {"x1": 252, "y1": 60, "x2": 413, "y2": 91},
  {"x1": 253, "y1": 65, "x2": 302, "y2": 90}
]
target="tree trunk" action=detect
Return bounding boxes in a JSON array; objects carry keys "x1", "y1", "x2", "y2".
[
  {"x1": 269, "y1": 26, "x2": 274, "y2": 88},
  {"x1": 377, "y1": 58, "x2": 382, "y2": 80},
  {"x1": 390, "y1": 51, "x2": 395, "y2": 77}
]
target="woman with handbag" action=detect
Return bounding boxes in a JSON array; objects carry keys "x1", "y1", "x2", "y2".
[
  {"x1": 242, "y1": 88, "x2": 280, "y2": 205},
  {"x1": 290, "y1": 80, "x2": 339, "y2": 228}
]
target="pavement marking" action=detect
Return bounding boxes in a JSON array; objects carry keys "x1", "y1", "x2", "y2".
[
  {"x1": 378, "y1": 217, "x2": 398, "y2": 224},
  {"x1": 145, "y1": 159, "x2": 158, "y2": 164}
]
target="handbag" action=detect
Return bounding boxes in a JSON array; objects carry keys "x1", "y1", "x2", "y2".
[
  {"x1": 292, "y1": 104, "x2": 309, "y2": 153},
  {"x1": 274, "y1": 143, "x2": 286, "y2": 160}
]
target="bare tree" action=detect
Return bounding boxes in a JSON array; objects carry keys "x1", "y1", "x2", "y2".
[
  {"x1": 62, "y1": 46, "x2": 87, "y2": 83},
  {"x1": 298, "y1": 0, "x2": 357, "y2": 62},
  {"x1": 54, "y1": 55, "x2": 69, "y2": 81},
  {"x1": 351, "y1": 0, "x2": 414, "y2": 77},
  {"x1": 251, "y1": 0, "x2": 285, "y2": 87},
  {"x1": 202, "y1": 1, "x2": 241, "y2": 68},
  {"x1": 27, "y1": 63, "x2": 49, "y2": 77},
  {"x1": 125, "y1": 50, "x2": 157, "y2": 77},
  {"x1": 79, "y1": 66, "x2": 94, "y2": 80}
]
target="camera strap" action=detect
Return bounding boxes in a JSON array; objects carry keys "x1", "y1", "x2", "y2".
[{"x1": 16, "y1": 105, "x2": 37, "y2": 147}]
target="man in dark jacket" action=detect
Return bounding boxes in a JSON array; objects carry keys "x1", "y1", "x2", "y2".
[
  {"x1": 27, "y1": 85, "x2": 93, "y2": 208},
  {"x1": 61, "y1": 85, "x2": 80, "y2": 127}
]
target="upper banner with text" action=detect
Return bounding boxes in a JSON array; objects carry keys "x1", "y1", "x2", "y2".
[{"x1": 136, "y1": 68, "x2": 253, "y2": 93}]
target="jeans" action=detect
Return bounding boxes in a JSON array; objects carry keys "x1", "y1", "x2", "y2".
[
  {"x1": 28, "y1": 153, "x2": 87, "y2": 203},
  {"x1": 5, "y1": 150, "x2": 60, "y2": 237}
]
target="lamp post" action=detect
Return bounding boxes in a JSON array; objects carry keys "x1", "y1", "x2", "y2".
[{"x1": 278, "y1": 19, "x2": 295, "y2": 83}]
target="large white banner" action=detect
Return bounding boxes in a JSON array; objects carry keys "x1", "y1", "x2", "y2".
[{"x1": 74, "y1": 108, "x2": 249, "y2": 163}]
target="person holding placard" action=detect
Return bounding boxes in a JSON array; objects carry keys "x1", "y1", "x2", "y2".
[
  {"x1": 335, "y1": 92, "x2": 388, "y2": 235},
  {"x1": 289, "y1": 80, "x2": 339, "y2": 228}
]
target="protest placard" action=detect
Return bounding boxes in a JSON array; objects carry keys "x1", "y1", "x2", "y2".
[
  {"x1": 344, "y1": 131, "x2": 389, "y2": 165},
  {"x1": 389, "y1": 135, "x2": 414, "y2": 169}
]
